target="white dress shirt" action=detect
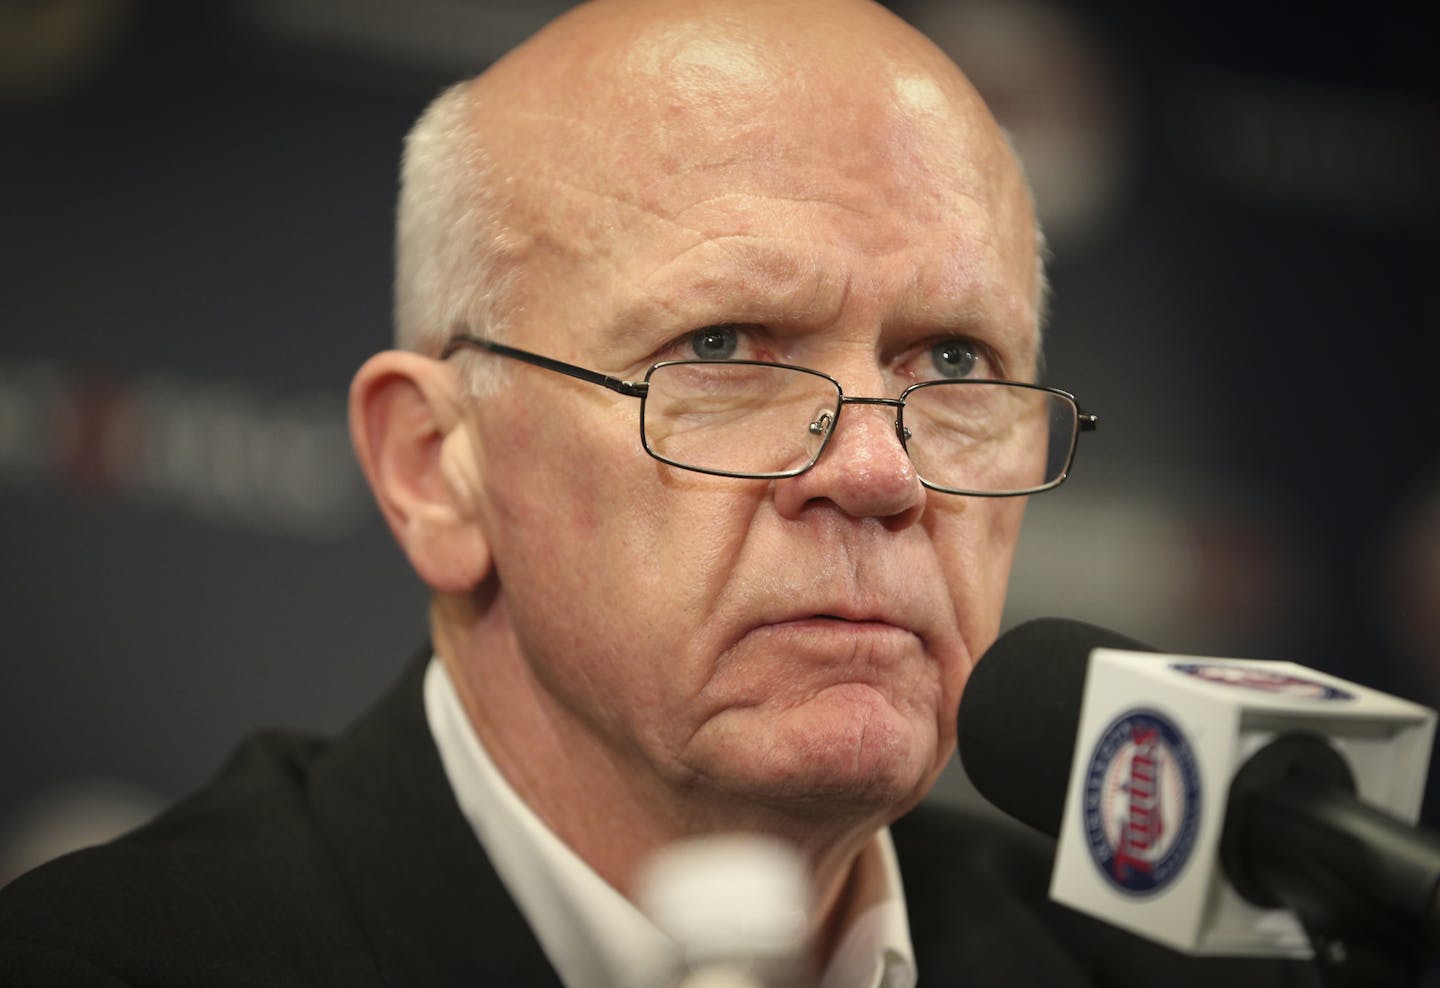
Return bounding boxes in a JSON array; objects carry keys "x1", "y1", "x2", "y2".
[{"x1": 425, "y1": 657, "x2": 917, "y2": 988}]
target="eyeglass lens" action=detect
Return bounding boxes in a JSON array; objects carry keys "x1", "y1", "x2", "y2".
[
  {"x1": 640, "y1": 362, "x2": 1077, "y2": 494},
  {"x1": 642, "y1": 362, "x2": 834, "y2": 477}
]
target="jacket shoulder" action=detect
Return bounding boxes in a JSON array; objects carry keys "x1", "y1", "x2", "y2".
[{"x1": 0, "y1": 731, "x2": 381, "y2": 987}]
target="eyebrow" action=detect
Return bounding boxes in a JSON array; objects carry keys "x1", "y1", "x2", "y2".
[{"x1": 606, "y1": 235, "x2": 1034, "y2": 359}]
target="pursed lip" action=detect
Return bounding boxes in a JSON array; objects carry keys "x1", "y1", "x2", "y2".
[
  {"x1": 735, "y1": 608, "x2": 929, "y2": 701},
  {"x1": 747, "y1": 602, "x2": 925, "y2": 641}
]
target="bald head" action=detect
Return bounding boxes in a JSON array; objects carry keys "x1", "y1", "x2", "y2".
[
  {"x1": 481, "y1": 0, "x2": 999, "y2": 153},
  {"x1": 395, "y1": 0, "x2": 1040, "y2": 361}
]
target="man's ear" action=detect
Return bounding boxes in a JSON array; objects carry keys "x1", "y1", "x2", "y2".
[{"x1": 349, "y1": 351, "x2": 491, "y2": 593}]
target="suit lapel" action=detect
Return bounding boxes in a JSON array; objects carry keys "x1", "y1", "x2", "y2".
[{"x1": 307, "y1": 651, "x2": 565, "y2": 987}]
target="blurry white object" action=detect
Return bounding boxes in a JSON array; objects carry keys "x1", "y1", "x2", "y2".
[
  {"x1": 0, "y1": 777, "x2": 163, "y2": 886},
  {"x1": 637, "y1": 833, "x2": 810, "y2": 988}
]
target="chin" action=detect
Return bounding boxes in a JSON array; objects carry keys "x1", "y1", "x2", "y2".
[{"x1": 703, "y1": 685, "x2": 937, "y2": 816}]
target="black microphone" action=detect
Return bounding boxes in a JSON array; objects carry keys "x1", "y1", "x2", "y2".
[
  {"x1": 957, "y1": 618, "x2": 1153, "y2": 839},
  {"x1": 956, "y1": 618, "x2": 1440, "y2": 977}
]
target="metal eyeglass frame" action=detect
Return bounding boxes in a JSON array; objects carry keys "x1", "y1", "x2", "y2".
[{"x1": 440, "y1": 333, "x2": 1098, "y2": 496}]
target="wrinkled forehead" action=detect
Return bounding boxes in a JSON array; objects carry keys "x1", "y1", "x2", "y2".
[
  {"x1": 461, "y1": 3, "x2": 1038, "y2": 344},
  {"x1": 482, "y1": 11, "x2": 1024, "y2": 221}
]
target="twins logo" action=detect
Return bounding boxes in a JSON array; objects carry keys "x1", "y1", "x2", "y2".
[{"x1": 1082, "y1": 709, "x2": 1201, "y2": 895}]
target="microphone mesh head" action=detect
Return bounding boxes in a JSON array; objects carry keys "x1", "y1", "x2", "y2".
[
  {"x1": 636, "y1": 833, "x2": 809, "y2": 979},
  {"x1": 957, "y1": 618, "x2": 1154, "y2": 837}
]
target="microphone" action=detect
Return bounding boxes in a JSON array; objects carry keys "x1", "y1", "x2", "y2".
[
  {"x1": 957, "y1": 618, "x2": 1440, "y2": 967},
  {"x1": 636, "y1": 833, "x2": 809, "y2": 988}
]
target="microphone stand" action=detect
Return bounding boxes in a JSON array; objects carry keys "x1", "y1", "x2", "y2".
[{"x1": 1222, "y1": 735, "x2": 1440, "y2": 988}]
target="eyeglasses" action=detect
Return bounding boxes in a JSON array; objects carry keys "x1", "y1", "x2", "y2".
[{"x1": 441, "y1": 334, "x2": 1097, "y2": 497}]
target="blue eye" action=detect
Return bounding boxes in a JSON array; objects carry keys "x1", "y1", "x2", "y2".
[
  {"x1": 930, "y1": 339, "x2": 978, "y2": 378},
  {"x1": 689, "y1": 326, "x2": 741, "y2": 360}
]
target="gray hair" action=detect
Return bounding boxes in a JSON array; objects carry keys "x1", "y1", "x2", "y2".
[
  {"x1": 393, "y1": 81, "x2": 519, "y2": 375},
  {"x1": 997, "y1": 125, "x2": 1052, "y2": 373}
]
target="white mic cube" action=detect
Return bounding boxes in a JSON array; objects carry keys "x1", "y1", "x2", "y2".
[{"x1": 1049, "y1": 648, "x2": 1436, "y2": 956}]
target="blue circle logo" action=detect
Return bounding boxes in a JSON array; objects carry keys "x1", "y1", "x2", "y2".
[{"x1": 1082, "y1": 709, "x2": 1201, "y2": 895}]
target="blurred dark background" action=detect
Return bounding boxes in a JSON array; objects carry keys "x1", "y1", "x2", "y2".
[{"x1": 2, "y1": 0, "x2": 1436, "y2": 879}]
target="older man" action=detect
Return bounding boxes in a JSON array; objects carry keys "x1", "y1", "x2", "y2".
[{"x1": 0, "y1": 1, "x2": 1319, "y2": 986}]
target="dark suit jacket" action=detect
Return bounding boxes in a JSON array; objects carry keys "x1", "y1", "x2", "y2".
[{"x1": 0, "y1": 655, "x2": 1321, "y2": 986}]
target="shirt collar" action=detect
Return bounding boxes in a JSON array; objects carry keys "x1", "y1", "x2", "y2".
[
  {"x1": 424, "y1": 656, "x2": 917, "y2": 988},
  {"x1": 819, "y1": 831, "x2": 916, "y2": 988}
]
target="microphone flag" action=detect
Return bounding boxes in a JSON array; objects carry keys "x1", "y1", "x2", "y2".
[{"x1": 1049, "y1": 648, "x2": 1435, "y2": 956}]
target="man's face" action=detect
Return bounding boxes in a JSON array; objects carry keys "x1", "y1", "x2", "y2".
[{"x1": 462, "y1": 31, "x2": 1039, "y2": 825}]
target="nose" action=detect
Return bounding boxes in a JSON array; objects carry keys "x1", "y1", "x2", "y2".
[{"x1": 772, "y1": 396, "x2": 926, "y2": 526}]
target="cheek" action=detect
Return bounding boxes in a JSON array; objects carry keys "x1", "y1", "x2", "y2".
[
  {"x1": 933, "y1": 496, "x2": 1029, "y2": 660},
  {"x1": 479, "y1": 403, "x2": 609, "y2": 564},
  {"x1": 476, "y1": 397, "x2": 762, "y2": 706}
]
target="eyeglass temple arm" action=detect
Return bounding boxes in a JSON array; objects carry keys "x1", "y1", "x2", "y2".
[
  {"x1": 1079, "y1": 411, "x2": 1099, "y2": 432},
  {"x1": 441, "y1": 334, "x2": 649, "y2": 398}
]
